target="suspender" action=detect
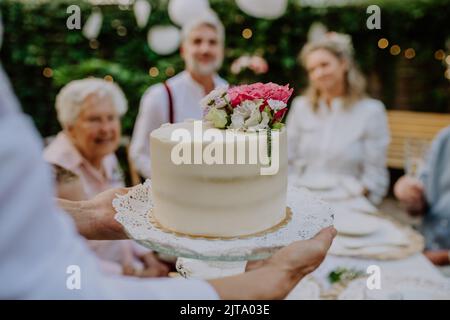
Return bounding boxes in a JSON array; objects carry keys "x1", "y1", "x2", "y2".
[{"x1": 163, "y1": 81, "x2": 174, "y2": 123}]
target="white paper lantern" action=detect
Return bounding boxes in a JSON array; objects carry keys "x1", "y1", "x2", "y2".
[
  {"x1": 307, "y1": 22, "x2": 328, "y2": 42},
  {"x1": 168, "y1": 0, "x2": 211, "y2": 26},
  {"x1": 82, "y1": 9, "x2": 103, "y2": 40},
  {"x1": 133, "y1": 0, "x2": 151, "y2": 28},
  {"x1": 236, "y1": 0, "x2": 288, "y2": 19},
  {"x1": 147, "y1": 25, "x2": 181, "y2": 55}
]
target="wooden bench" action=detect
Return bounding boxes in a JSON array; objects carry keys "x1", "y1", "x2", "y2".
[
  {"x1": 387, "y1": 110, "x2": 450, "y2": 169},
  {"x1": 120, "y1": 136, "x2": 142, "y2": 186}
]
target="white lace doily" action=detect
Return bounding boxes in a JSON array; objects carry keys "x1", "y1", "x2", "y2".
[{"x1": 113, "y1": 180, "x2": 334, "y2": 261}]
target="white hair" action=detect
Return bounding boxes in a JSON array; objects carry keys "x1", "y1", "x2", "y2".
[
  {"x1": 181, "y1": 10, "x2": 225, "y2": 46},
  {"x1": 55, "y1": 78, "x2": 128, "y2": 128}
]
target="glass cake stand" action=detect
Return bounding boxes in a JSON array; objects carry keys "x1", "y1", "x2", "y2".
[{"x1": 113, "y1": 180, "x2": 334, "y2": 265}]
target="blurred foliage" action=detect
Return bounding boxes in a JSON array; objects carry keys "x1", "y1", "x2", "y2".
[
  {"x1": 328, "y1": 267, "x2": 365, "y2": 284},
  {"x1": 1, "y1": 0, "x2": 449, "y2": 138}
]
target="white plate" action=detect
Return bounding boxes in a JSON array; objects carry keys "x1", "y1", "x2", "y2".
[
  {"x1": 334, "y1": 197, "x2": 378, "y2": 215},
  {"x1": 333, "y1": 210, "x2": 381, "y2": 236},
  {"x1": 329, "y1": 215, "x2": 417, "y2": 258}
]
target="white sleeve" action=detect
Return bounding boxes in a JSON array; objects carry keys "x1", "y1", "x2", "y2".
[
  {"x1": 129, "y1": 84, "x2": 168, "y2": 178},
  {"x1": 0, "y1": 111, "x2": 218, "y2": 300},
  {"x1": 360, "y1": 101, "x2": 390, "y2": 205},
  {"x1": 286, "y1": 97, "x2": 303, "y2": 165}
]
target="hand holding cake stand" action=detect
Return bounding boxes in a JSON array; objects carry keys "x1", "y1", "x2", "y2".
[
  {"x1": 113, "y1": 180, "x2": 334, "y2": 278},
  {"x1": 114, "y1": 83, "x2": 334, "y2": 279}
]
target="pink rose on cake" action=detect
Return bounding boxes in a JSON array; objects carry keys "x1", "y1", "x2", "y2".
[{"x1": 201, "y1": 82, "x2": 293, "y2": 131}]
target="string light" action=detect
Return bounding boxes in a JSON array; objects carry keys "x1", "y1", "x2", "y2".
[
  {"x1": 404, "y1": 48, "x2": 416, "y2": 59},
  {"x1": 117, "y1": 26, "x2": 127, "y2": 37},
  {"x1": 242, "y1": 28, "x2": 253, "y2": 39},
  {"x1": 89, "y1": 39, "x2": 99, "y2": 49},
  {"x1": 446, "y1": 55, "x2": 450, "y2": 65},
  {"x1": 390, "y1": 45, "x2": 401, "y2": 56},
  {"x1": 149, "y1": 67, "x2": 159, "y2": 77},
  {"x1": 43, "y1": 67, "x2": 53, "y2": 78},
  {"x1": 434, "y1": 50, "x2": 446, "y2": 60},
  {"x1": 104, "y1": 75, "x2": 113, "y2": 82},
  {"x1": 165, "y1": 67, "x2": 175, "y2": 77},
  {"x1": 445, "y1": 69, "x2": 450, "y2": 80},
  {"x1": 377, "y1": 38, "x2": 389, "y2": 49}
]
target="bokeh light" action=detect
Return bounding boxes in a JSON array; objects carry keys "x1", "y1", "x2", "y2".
[
  {"x1": 165, "y1": 67, "x2": 175, "y2": 77},
  {"x1": 390, "y1": 45, "x2": 401, "y2": 55},
  {"x1": 404, "y1": 48, "x2": 416, "y2": 59},
  {"x1": 378, "y1": 38, "x2": 389, "y2": 49},
  {"x1": 149, "y1": 67, "x2": 159, "y2": 77},
  {"x1": 242, "y1": 28, "x2": 253, "y2": 39},
  {"x1": 434, "y1": 50, "x2": 446, "y2": 60},
  {"x1": 43, "y1": 67, "x2": 53, "y2": 78}
]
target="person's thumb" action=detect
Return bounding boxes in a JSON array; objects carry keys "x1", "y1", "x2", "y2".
[
  {"x1": 115, "y1": 187, "x2": 133, "y2": 196},
  {"x1": 311, "y1": 226, "x2": 337, "y2": 249}
]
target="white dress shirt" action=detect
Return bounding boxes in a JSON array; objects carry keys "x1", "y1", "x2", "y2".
[
  {"x1": 0, "y1": 65, "x2": 218, "y2": 299},
  {"x1": 287, "y1": 96, "x2": 390, "y2": 205},
  {"x1": 130, "y1": 70, "x2": 227, "y2": 178}
]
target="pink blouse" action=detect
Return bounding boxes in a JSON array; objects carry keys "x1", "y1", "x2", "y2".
[
  {"x1": 44, "y1": 132, "x2": 149, "y2": 275},
  {"x1": 44, "y1": 132, "x2": 124, "y2": 198}
]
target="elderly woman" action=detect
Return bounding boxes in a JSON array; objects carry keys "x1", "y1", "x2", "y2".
[
  {"x1": 44, "y1": 78, "x2": 169, "y2": 277},
  {"x1": 45, "y1": 78, "x2": 126, "y2": 196},
  {"x1": 287, "y1": 33, "x2": 390, "y2": 205}
]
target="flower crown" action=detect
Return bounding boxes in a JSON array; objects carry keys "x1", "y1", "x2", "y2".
[
  {"x1": 201, "y1": 82, "x2": 293, "y2": 131},
  {"x1": 324, "y1": 32, "x2": 354, "y2": 57},
  {"x1": 307, "y1": 23, "x2": 354, "y2": 57}
]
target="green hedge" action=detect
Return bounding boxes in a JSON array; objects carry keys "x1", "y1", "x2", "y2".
[{"x1": 1, "y1": 0, "x2": 449, "y2": 138}]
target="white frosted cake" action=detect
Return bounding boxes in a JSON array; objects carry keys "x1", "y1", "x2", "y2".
[{"x1": 150, "y1": 121, "x2": 288, "y2": 237}]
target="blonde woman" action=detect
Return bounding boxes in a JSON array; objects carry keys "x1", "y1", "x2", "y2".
[{"x1": 287, "y1": 33, "x2": 390, "y2": 205}]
